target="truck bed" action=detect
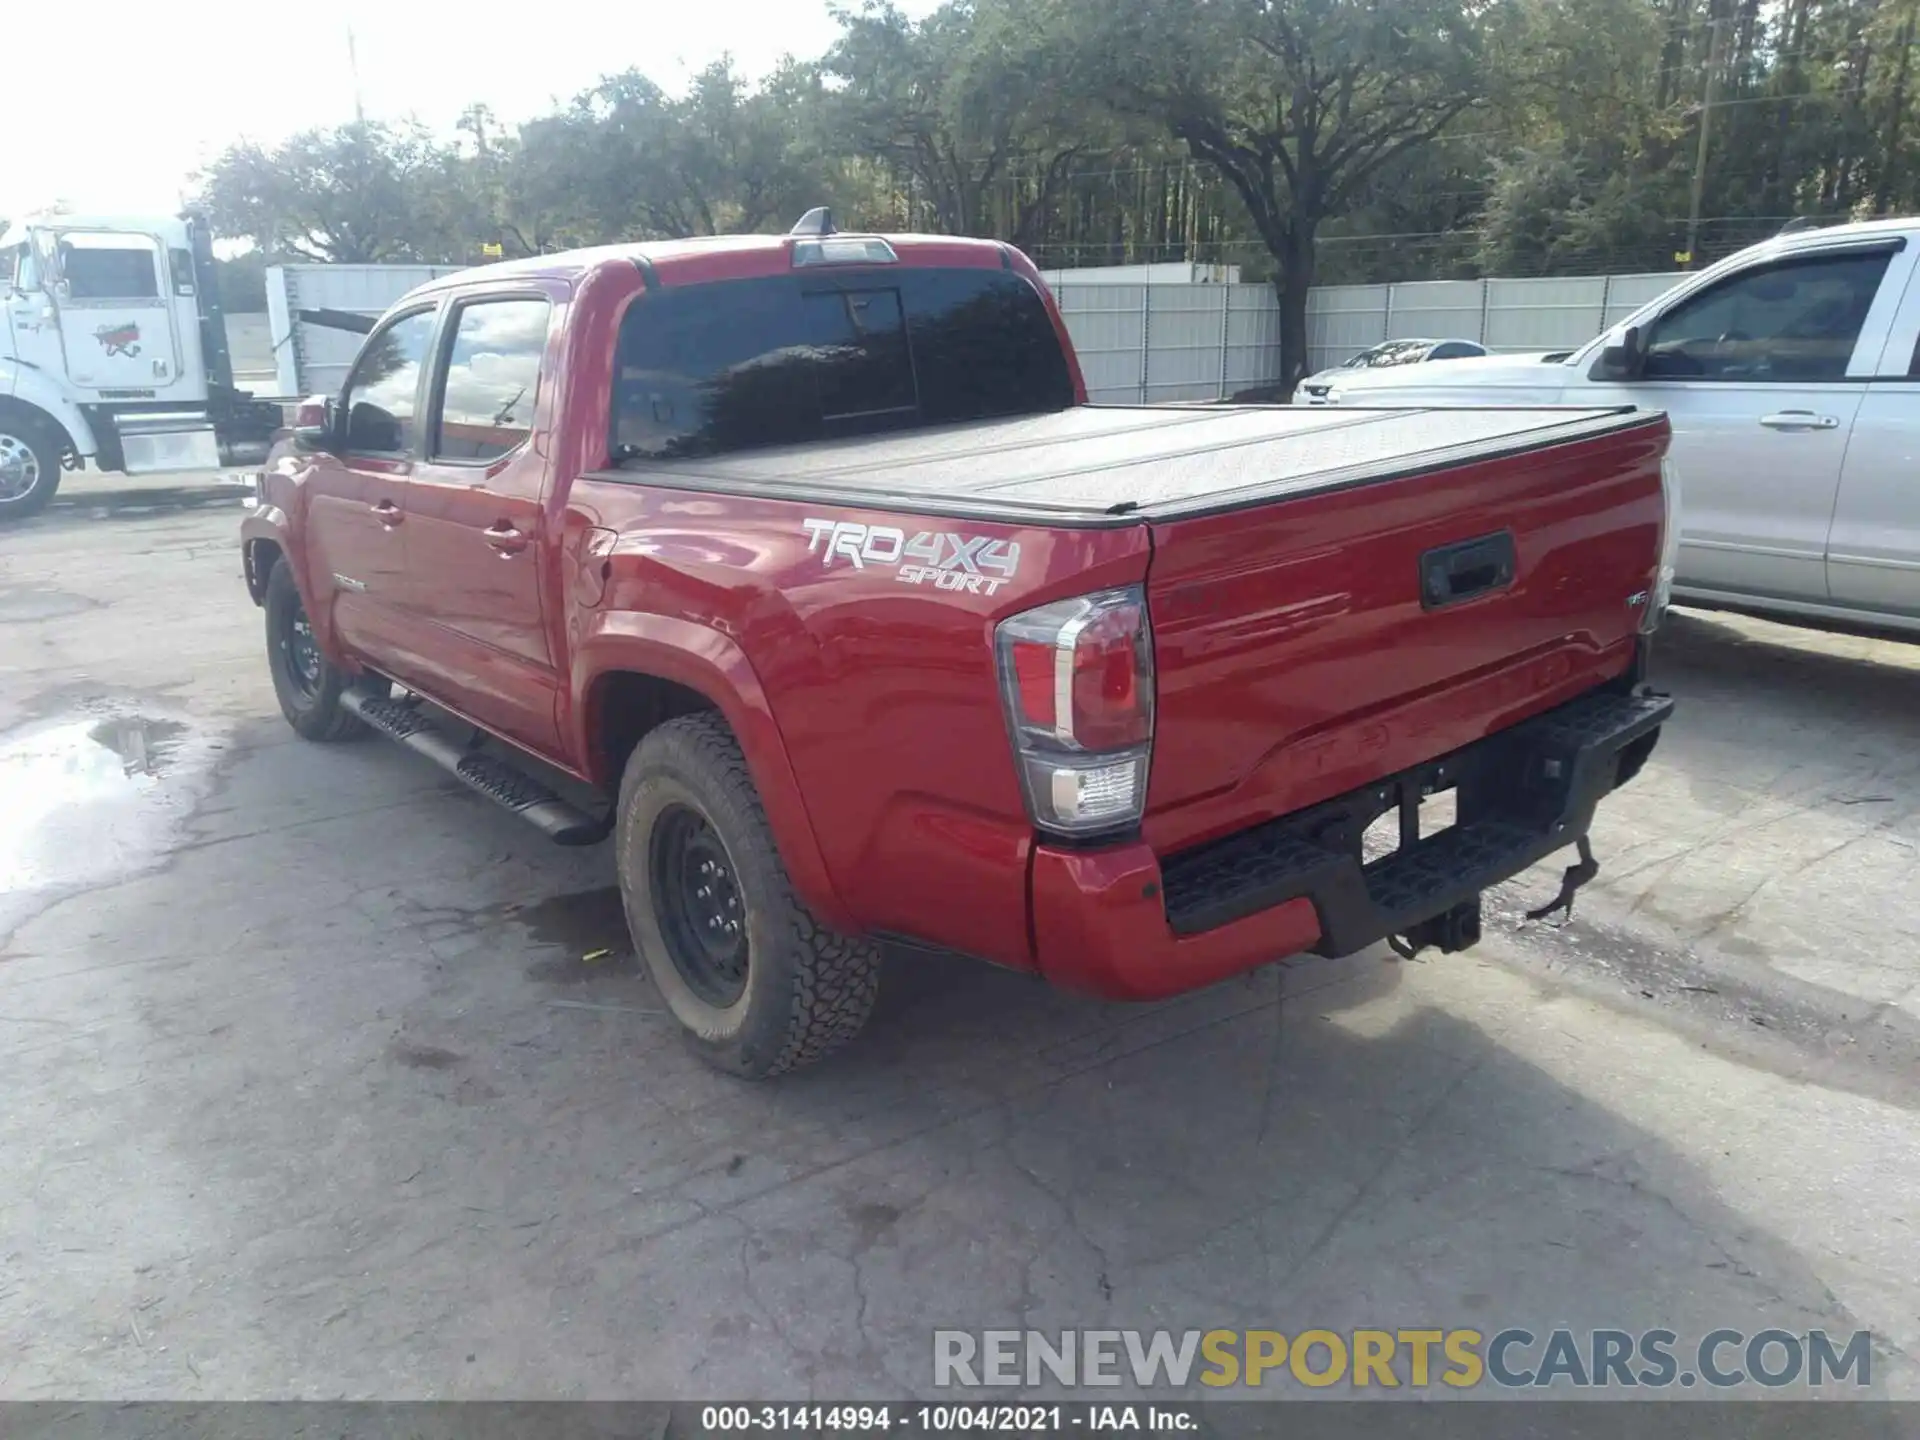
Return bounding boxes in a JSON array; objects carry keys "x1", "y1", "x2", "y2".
[{"x1": 593, "y1": 403, "x2": 1656, "y2": 524}]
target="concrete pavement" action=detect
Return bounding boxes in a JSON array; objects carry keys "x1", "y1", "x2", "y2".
[{"x1": 1, "y1": 473, "x2": 1916, "y2": 1404}]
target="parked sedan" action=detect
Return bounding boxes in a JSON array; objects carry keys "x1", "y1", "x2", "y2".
[{"x1": 1294, "y1": 338, "x2": 1489, "y2": 403}]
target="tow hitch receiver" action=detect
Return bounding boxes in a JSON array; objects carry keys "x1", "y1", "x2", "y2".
[{"x1": 1389, "y1": 897, "x2": 1483, "y2": 960}]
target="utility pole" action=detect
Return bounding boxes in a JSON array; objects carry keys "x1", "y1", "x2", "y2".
[
  {"x1": 1684, "y1": 12, "x2": 1728, "y2": 269},
  {"x1": 347, "y1": 25, "x2": 366, "y2": 125}
]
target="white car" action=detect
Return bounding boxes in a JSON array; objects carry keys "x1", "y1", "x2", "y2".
[
  {"x1": 1309, "y1": 218, "x2": 1920, "y2": 637},
  {"x1": 1294, "y1": 337, "x2": 1488, "y2": 403}
]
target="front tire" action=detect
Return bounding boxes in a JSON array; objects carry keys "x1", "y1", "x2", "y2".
[
  {"x1": 0, "y1": 418, "x2": 65, "y2": 521},
  {"x1": 263, "y1": 560, "x2": 381, "y2": 741},
  {"x1": 616, "y1": 712, "x2": 881, "y2": 1078}
]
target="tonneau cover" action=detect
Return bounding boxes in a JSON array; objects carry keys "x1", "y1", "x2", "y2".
[{"x1": 593, "y1": 403, "x2": 1657, "y2": 524}]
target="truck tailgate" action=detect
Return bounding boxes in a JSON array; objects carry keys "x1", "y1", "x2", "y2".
[{"x1": 1141, "y1": 411, "x2": 1670, "y2": 857}]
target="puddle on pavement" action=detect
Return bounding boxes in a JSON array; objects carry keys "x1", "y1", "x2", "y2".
[
  {"x1": 0, "y1": 707, "x2": 226, "y2": 937},
  {"x1": 513, "y1": 886, "x2": 635, "y2": 981}
]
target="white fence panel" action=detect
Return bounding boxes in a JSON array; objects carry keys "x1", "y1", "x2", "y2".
[
  {"x1": 1145, "y1": 285, "x2": 1227, "y2": 401},
  {"x1": 1305, "y1": 285, "x2": 1389, "y2": 376},
  {"x1": 1223, "y1": 285, "x2": 1283, "y2": 396},
  {"x1": 1483, "y1": 276, "x2": 1609, "y2": 352},
  {"x1": 1385, "y1": 280, "x2": 1485, "y2": 344},
  {"x1": 1053, "y1": 283, "x2": 1148, "y2": 402},
  {"x1": 1602, "y1": 273, "x2": 1680, "y2": 329}
]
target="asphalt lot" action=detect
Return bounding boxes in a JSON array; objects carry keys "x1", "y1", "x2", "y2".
[{"x1": 2, "y1": 472, "x2": 1918, "y2": 1406}]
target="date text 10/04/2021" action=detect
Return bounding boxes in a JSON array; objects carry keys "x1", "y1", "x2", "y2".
[{"x1": 701, "y1": 1405, "x2": 1197, "y2": 1432}]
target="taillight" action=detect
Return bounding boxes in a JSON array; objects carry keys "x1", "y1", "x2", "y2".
[{"x1": 995, "y1": 587, "x2": 1154, "y2": 838}]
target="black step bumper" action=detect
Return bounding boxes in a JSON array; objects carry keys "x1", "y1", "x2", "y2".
[{"x1": 1158, "y1": 685, "x2": 1673, "y2": 956}]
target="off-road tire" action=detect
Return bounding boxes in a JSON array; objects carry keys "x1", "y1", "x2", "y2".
[
  {"x1": 264, "y1": 559, "x2": 384, "y2": 742},
  {"x1": 0, "y1": 415, "x2": 65, "y2": 520},
  {"x1": 616, "y1": 712, "x2": 882, "y2": 1077}
]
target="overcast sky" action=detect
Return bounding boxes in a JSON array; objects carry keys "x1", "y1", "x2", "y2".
[{"x1": 4, "y1": 0, "x2": 937, "y2": 220}]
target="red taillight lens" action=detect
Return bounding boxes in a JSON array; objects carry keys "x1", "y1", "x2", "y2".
[
  {"x1": 1068, "y1": 601, "x2": 1150, "y2": 750},
  {"x1": 1010, "y1": 641, "x2": 1059, "y2": 730},
  {"x1": 996, "y1": 587, "x2": 1155, "y2": 837}
]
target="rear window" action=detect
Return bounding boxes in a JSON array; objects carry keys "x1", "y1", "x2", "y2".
[{"x1": 610, "y1": 268, "x2": 1075, "y2": 461}]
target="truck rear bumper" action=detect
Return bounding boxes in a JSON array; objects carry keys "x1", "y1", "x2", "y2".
[{"x1": 1031, "y1": 683, "x2": 1672, "y2": 1000}]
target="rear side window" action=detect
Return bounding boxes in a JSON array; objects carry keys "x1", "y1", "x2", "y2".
[
  {"x1": 433, "y1": 297, "x2": 550, "y2": 461},
  {"x1": 611, "y1": 268, "x2": 1074, "y2": 460}
]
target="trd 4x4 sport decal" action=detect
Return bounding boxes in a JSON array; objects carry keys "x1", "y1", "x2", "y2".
[{"x1": 802, "y1": 518, "x2": 1021, "y2": 597}]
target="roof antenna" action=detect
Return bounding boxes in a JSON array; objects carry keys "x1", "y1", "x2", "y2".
[
  {"x1": 790, "y1": 207, "x2": 836, "y2": 237},
  {"x1": 1776, "y1": 216, "x2": 1821, "y2": 236}
]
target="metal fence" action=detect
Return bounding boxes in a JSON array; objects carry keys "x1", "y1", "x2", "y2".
[
  {"x1": 1303, "y1": 272, "x2": 1680, "y2": 376},
  {"x1": 1049, "y1": 283, "x2": 1284, "y2": 404},
  {"x1": 261, "y1": 260, "x2": 1689, "y2": 404},
  {"x1": 1048, "y1": 269, "x2": 1687, "y2": 402}
]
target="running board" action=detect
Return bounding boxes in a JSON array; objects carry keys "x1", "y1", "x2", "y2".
[{"x1": 340, "y1": 690, "x2": 611, "y2": 846}]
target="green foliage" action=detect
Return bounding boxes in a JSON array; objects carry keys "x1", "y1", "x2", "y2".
[
  {"x1": 212, "y1": 251, "x2": 269, "y2": 312},
  {"x1": 186, "y1": 0, "x2": 1920, "y2": 364}
]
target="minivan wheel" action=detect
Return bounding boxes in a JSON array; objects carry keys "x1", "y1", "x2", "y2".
[{"x1": 616, "y1": 712, "x2": 881, "y2": 1078}]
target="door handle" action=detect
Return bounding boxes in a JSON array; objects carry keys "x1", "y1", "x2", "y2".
[
  {"x1": 484, "y1": 522, "x2": 528, "y2": 555},
  {"x1": 370, "y1": 499, "x2": 403, "y2": 525},
  {"x1": 1758, "y1": 410, "x2": 1840, "y2": 431}
]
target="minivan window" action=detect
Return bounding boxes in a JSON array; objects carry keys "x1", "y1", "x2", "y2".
[
  {"x1": 433, "y1": 297, "x2": 550, "y2": 461},
  {"x1": 610, "y1": 268, "x2": 1074, "y2": 461}
]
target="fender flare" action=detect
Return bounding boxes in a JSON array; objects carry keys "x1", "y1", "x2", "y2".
[
  {"x1": 570, "y1": 612, "x2": 855, "y2": 934},
  {"x1": 239, "y1": 505, "x2": 293, "y2": 605},
  {"x1": 0, "y1": 362, "x2": 98, "y2": 457}
]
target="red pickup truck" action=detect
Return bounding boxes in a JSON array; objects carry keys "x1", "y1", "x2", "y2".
[{"x1": 240, "y1": 216, "x2": 1678, "y2": 1077}]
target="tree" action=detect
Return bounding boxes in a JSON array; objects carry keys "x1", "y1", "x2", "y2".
[
  {"x1": 192, "y1": 121, "x2": 462, "y2": 262},
  {"x1": 1063, "y1": 0, "x2": 1497, "y2": 392},
  {"x1": 822, "y1": 0, "x2": 1114, "y2": 248}
]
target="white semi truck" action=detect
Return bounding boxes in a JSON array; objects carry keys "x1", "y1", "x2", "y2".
[{"x1": 0, "y1": 212, "x2": 287, "y2": 518}]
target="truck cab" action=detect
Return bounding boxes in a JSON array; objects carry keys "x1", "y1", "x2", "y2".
[{"x1": 0, "y1": 213, "x2": 280, "y2": 517}]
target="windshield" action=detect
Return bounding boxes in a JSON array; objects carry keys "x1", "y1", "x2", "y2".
[{"x1": 1344, "y1": 340, "x2": 1433, "y2": 369}]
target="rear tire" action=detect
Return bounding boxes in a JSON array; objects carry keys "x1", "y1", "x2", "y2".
[
  {"x1": 263, "y1": 560, "x2": 384, "y2": 741},
  {"x1": 0, "y1": 417, "x2": 65, "y2": 521},
  {"x1": 616, "y1": 712, "x2": 881, "y2": 1078}
]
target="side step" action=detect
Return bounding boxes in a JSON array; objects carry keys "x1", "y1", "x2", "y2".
[{"x1": 340, "y1": 690, "x2": 611, "y2": 846}]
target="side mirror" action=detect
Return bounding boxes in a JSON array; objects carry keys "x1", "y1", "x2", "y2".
[
  {"x1": 1589, "y1": 324, "x2": 1645, "y2": 382},
  {"x1": 291, "y1": 398, "x2": 340, "y2": 454}
]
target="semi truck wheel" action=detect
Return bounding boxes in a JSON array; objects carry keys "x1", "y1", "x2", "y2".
[
  {"x1": 263, "y1": 560, "x2": 379, "y2": 742},
  {"x1": 0, "y1": 418, "x2": 64, "y2": 520},
  {"x1": 617, "y1": 712, "x2": 881, "y2": 1077}
]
